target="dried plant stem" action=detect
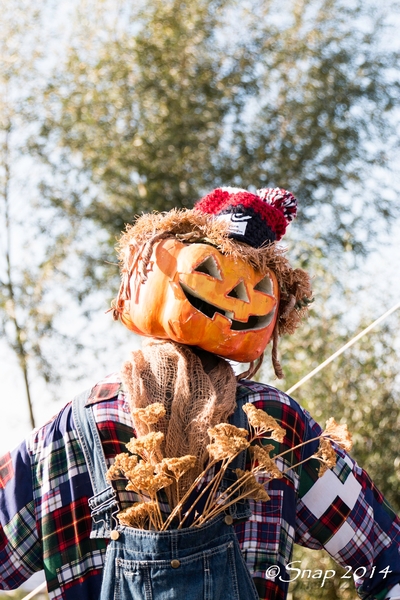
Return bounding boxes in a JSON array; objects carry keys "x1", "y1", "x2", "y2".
[
  {"x1": 274, "y1": 434, "x2": 324, "y2": 459},
  {"x1": 194, "y1": 433, "x2": 340, "y2": 526},
  {"x1": 276, "y1": 433, "x2": 341, "y2": 462},
  {"x1": 193, "y1": 471, "x2": 256, "y2": 526},
  {"x1": 279, "y1": 458, "x2": 313, "y2": 475},
  {"x1": 278, "y1": 454, "x2": 328, "y2": 476},
  {"x1": 113, "y1": 402, "x2": 351, "y2": 531},
  {"x1": 202, "y1": 459, "x2": 229, "y2": 516},
  {"x1": 178, "y1": 457, "x2": 235, "y2": 529},
  {"x1": 162, "y1": 461, "x2": 219, "y2": 530},
  {"x1": 168, "y1": 431, "x2": 316, "y2": 530},
  {"x1": 173, "y1": 478, "x2": 182, "y2": 523},
  {"x1": 155, "y1": 497, "x2": 164, "y2": 530}
]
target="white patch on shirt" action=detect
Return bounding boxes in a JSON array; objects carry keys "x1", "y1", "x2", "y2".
[{"x1": 301, "y1": 468, "x2": 361, "y2": 519}]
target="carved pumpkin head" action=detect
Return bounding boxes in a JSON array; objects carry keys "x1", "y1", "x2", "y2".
[
  {"x1": 114, "y1": 187, "x2": 313, "y2": 375},
  {"x1": 120, "y1": 238, "x2": 279, "y2": 362}
]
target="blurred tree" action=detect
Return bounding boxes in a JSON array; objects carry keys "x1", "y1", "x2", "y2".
[
  {"x1": 36, "y1": 0, "x2": 399, "y2": 260},
  {"x1": 0, "y1": 0, "x2": 85, "y2": 428},
  {"x1": 37, "y1": 0, "x2": 254, "y2": 233}
]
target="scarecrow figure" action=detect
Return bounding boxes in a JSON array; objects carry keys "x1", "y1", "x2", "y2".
[{"x1": 0, "y1": 187, "x2": 400, "y2": 600}]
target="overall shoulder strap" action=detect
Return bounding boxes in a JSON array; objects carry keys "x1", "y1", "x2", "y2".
[
  {"x1": 72, "y1": 391, "x2": 119, "y2": 538},
  {"x1": 222, "y1": 392, "x2": 252, "y2": 521}
]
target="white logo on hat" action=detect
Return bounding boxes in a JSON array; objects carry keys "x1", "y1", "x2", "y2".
[{"x1": 216, "y1": 213, "x2": 252, "y2": 235}]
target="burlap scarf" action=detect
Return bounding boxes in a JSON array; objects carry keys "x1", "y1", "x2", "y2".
[{"x1": 121, "y1": 340, "x2": 238, "y2": 506}]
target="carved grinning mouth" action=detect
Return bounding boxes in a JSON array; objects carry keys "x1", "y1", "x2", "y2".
[{"x1": 180, "y1": 283, "x2": 275, "y2": 331}]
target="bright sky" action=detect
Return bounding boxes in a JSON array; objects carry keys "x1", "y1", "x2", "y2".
[{"x1": 0, "y1": 316, "x2": 142, "y2": 455}]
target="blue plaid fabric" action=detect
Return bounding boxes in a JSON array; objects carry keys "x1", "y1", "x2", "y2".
[{"x1": 1, "y1": 373, "x2": 400, "y2": 600}]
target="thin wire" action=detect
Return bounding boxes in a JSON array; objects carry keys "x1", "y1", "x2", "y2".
[
  {"x1": 20, "y1": 581, "x2": 47, "y2": 600},
  {"x1": 286, "y1": 300, "x2": 400, "y2": 396}
]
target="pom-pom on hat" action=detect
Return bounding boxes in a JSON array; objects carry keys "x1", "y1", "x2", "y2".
[{"x1": 195, "y1": 186, "x2": 297, "y2": 248}]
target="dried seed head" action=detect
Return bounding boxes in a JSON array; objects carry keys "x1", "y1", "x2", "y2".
[
  {"x1": 145, "y1": 472, "x2": 174, "y2": 495},
  {"x1": 242, "y1": 404, "x2": 286, "y2": 442},
  {"x1": 251, "y1": 445, "x2": 283, "y2": 479},
  {"x1": 131, "y1": 403, "x2": 166, "y2": 426},
  {"x1": 158, "y1": 455, "x2": 197, "y2": 480},
  {"x1": 249, "y1": 483, "x2": 271, "y2": 502},
  {"x1": 124, "y1": 462, "x2": 172, "y2": 495},
  {"x1": 117, "y1": 501, "x2": 158, "y2": 528},
  {"x1": 106, "y1": 453, "x2": 138, "y2": 480},
  {"x1": 208, "y1": 423, "x2": 249, "y2": 441},
  {"x1": 125, "y1": 462, "x2": 156, "y2": 493},
  {"x1": 206, "y1": 422, "x2": 250, "y2": 460},
  {"x1": 207, "y1": 436, "x2": 250, "y2": 461},
  {"x1": 323, "y1": 418, "x2": 353, "y2": 452},
  {"x1": 313, "y1": 437, "x2": 337, "y2": 477},
  {"x1": 234, "y1": 469, "x2": 270, "y2": 502},
  {"x1": 126, "y1": 431, "x2": 164, "y2": 457}
]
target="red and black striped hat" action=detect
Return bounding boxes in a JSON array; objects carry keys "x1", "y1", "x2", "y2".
[{"x1": 195, "y1": 186, "x2": 297, "y2": 248}]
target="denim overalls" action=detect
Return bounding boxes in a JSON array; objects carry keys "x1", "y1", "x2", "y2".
[{"x1": 73, "y1": 391, "x2": 259, "y2": 600}]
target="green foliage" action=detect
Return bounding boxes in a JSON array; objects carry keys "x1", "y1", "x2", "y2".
[
  {"x1": 36, "y1": 0, "x2": 399, "y2": 256},
  {"x1": 40, "y1": 0, "x2": 252, "y2": 230},
  {"x1": 288, "y1": 546, "x2": 355, "y2": 599}
]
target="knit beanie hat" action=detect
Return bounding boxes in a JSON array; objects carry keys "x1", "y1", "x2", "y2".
[{"x1": 195, "y1": 186, "x2": 297, "y2": 248}]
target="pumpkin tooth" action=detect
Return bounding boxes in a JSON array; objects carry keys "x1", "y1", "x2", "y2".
[
  {"x1": 180, "y1": 282, "x2": 275, "y2": 331},
  {"x1": 230, "y1": 310, "x2": 276, "y2": 331},
  {"x1": 180, "y1": 283, "x2": 226, "y2": 319}
]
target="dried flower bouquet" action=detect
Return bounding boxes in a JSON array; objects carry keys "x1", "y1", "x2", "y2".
[{"x1": 106, "y1": 403, "x2": 352, "y2": 531}]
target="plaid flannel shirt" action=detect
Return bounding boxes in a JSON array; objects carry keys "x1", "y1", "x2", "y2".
[{"x1": 1, "y1": 373, "x2": 400, "y2": 600}]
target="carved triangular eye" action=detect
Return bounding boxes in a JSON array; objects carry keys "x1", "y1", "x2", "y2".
[
  {"x1": 254, "y1": 275, "x2": 273, "y2": 295},
  {"x1": 227, "y1": 280, "x2": 249, "y2": 302},
  {"x1": 193, "y1": 256, "x2": 222, "y2": 279}
]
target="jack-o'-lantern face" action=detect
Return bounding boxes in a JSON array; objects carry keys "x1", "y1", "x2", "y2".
[{"x1": 121, "y1": 238, "x2": 279, "y2": 362}]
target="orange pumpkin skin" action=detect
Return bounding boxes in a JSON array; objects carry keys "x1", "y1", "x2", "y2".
[{"x1": 121, "y1": 238, "x2": 279, "y2": 362}]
